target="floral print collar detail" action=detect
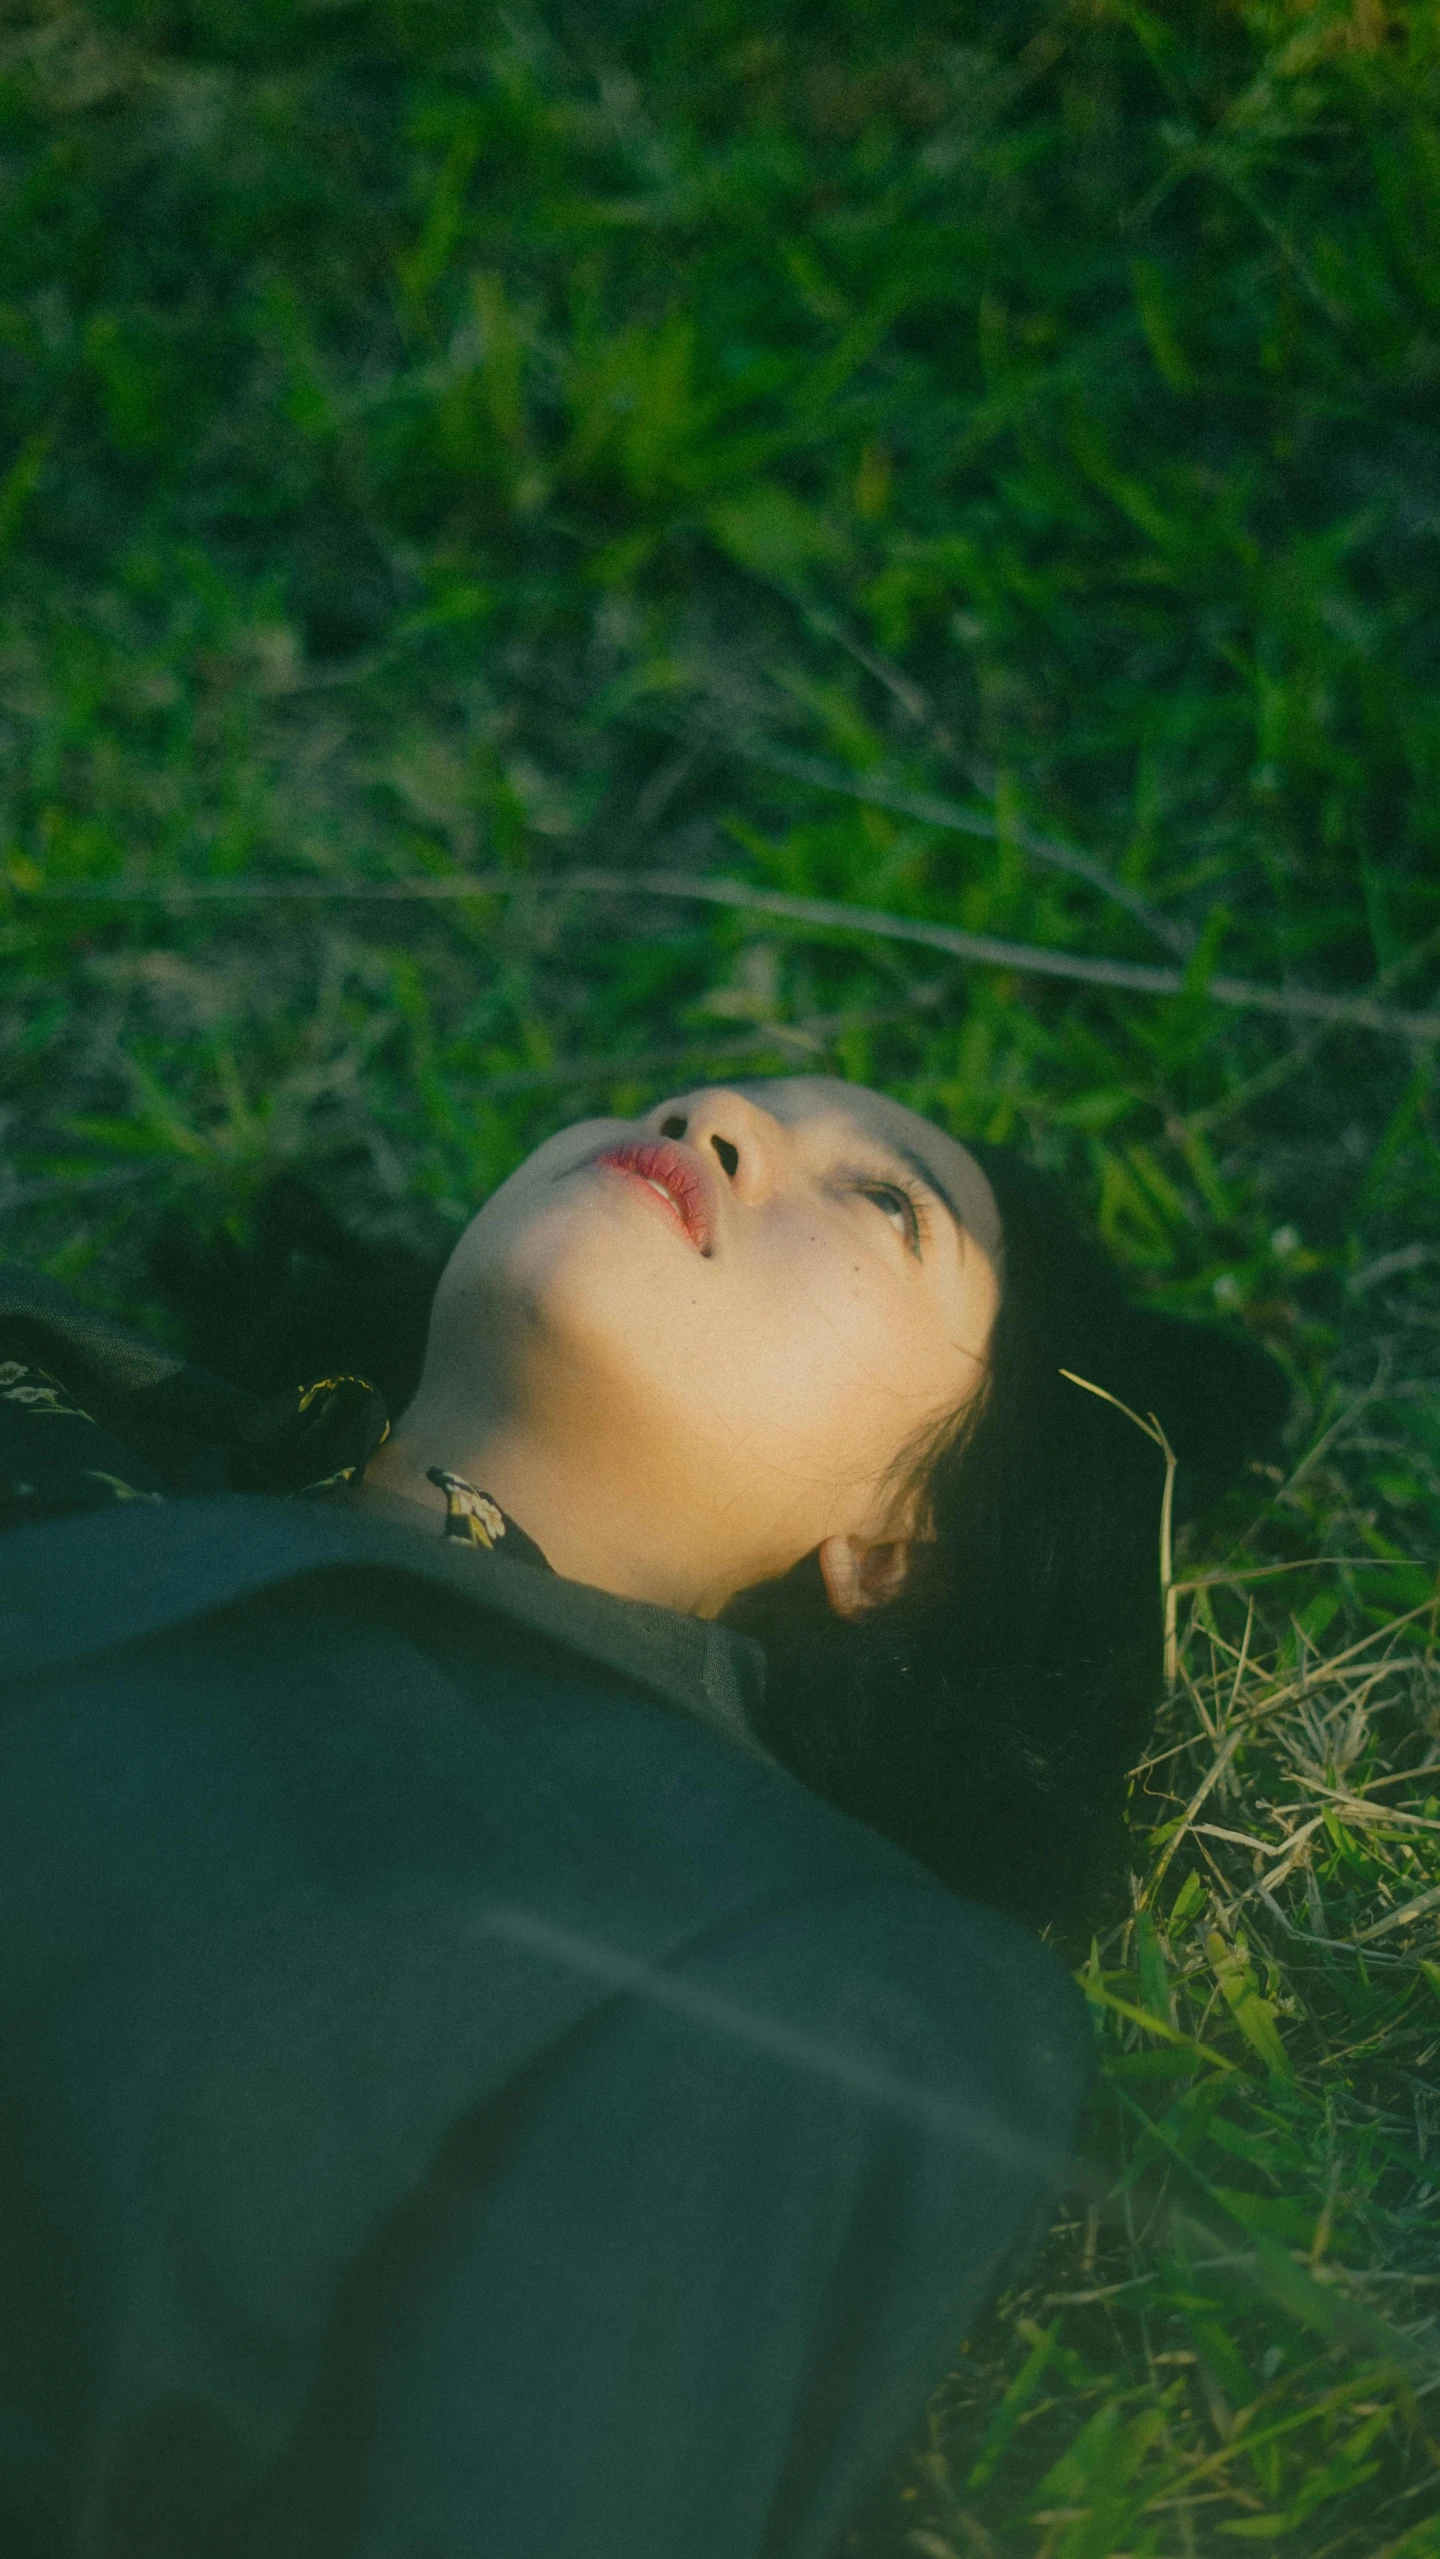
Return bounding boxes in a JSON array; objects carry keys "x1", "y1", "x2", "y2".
[
  {"x1": 425, "y1": 1467, "x2": 551, "y2": 1572},
  {"x1": 0, "y1": 1265, "x2": 560, "y2": 1571}
]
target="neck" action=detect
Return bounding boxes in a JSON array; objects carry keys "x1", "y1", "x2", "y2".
[{"x1": 357, "y1": 1422, "x2": 726, "y2": 1617}]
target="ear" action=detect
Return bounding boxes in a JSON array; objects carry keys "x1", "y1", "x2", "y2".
[{"x1": 817, "y1": 1532, "x2": 914, "y2": 1622}]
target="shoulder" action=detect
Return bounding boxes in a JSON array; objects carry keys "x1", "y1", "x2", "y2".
[
  {"x1": 0, "y1": 1491, "x2": 1072, "y2": 1957},
  {"x1": 0, "y1": 1491, "x2": 762, "y2": 1739},
  {"x1": 0, "y1": 1490, "x2": 1086, "y2": 2120},
  {"x1": 0, "y1": 1491, "x2": 495, "y2": 1680},
  {"x1": 0, "y1": 1494, "x2": 1088, "y2": 2115}
]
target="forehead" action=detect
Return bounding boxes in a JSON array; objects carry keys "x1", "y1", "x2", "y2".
[{"x1": 741, "y1": 1077, "x2": 1004, "y2": 1259}]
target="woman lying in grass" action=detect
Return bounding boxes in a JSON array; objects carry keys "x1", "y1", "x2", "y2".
[{"x1": 0, "y1": 1077, "x2": 1283, "y2": 2559}]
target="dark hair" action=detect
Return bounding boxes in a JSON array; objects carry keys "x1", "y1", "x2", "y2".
[{"x1": 726, "y1": 1144, "x2": 1289, "y2": 1947}]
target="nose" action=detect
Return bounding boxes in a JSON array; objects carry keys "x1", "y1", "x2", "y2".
[{"x1": 650, "y1": 1088, "x2": 786, "y2": 1202}]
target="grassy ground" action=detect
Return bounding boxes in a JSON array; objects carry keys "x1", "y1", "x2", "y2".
[{"x1": 3, "y1": 1, "x2": 1439, "y2": 2549}]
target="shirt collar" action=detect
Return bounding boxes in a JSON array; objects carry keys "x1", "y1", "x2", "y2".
[
  {"x1": 0, "y1": 1496, "x2": 774, "y2": 1770},
  {"x1": 342, "y1": 1471, "x2": 553, "y2": 1573}
]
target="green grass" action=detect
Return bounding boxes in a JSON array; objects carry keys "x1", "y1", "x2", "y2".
[
  {"x1": 848, "y1": 1554, "x2": 1440, "y2": 2557},
  {"x1": 3, "y1": 2, "x2": 1439, "y2": 2549}
]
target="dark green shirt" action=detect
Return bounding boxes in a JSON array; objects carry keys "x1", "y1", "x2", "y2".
[{"x1": 0, "y1": 1270, "x2": 1090, "y2": 2559}]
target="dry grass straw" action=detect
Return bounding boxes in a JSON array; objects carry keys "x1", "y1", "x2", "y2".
[
  {"x1": 860, "y1": 1479, "x2": 1440, "y2": 2558},
  {"x1": 1060, "y1": 1375, "x2": 1180, "y2": 1686}
]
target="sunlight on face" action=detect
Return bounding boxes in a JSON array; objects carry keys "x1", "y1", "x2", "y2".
[{"x1": 412, "y1": 1078, "x2": 1002, "y2": 1613}]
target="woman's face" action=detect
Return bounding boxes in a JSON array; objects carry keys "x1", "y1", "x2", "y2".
[{"x1": 415, "y1": 1078, "x2": 1002, "y2": 1614}]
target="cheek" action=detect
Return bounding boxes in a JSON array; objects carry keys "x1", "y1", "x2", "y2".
[
  {"x1": 685, "y1": 1230, "x2": 950, "y2": 1477},
  {"x1": 718, "y1": 1220, "x2": 991, "y2": 1485},
  {"x1": 472, "y1": 1191, "x2": 720, "y2": 1388}
]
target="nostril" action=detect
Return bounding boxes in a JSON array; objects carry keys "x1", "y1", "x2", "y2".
[
  {"x1": 711, "y1": 1136, "x2": 739, "y2": 1178},
  {"x1": 660, "y1": 1114, "x2": 687, "y2": 1138}
]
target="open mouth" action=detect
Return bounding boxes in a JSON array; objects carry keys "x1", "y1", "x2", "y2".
[{"x1": 593, "y1": 1140, "x2": 713, "y2": 1254}]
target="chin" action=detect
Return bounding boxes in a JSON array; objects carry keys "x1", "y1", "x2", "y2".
[
  {"x1": 539, "y1": 1220, "x2": 706, "y2": 1367},
  {"x1": 448, "y1": 1180, "x2": 696, "y2": 1372}
]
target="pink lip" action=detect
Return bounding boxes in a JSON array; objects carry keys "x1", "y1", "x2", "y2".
[{"x1": 594, "y1": 1139, "x2": 714, "y2": 1254}]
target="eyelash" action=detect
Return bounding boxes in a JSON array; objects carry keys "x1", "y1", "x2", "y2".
[{"x1": 857, "y1": 1180, "x2": 928, "y2": 1255}]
